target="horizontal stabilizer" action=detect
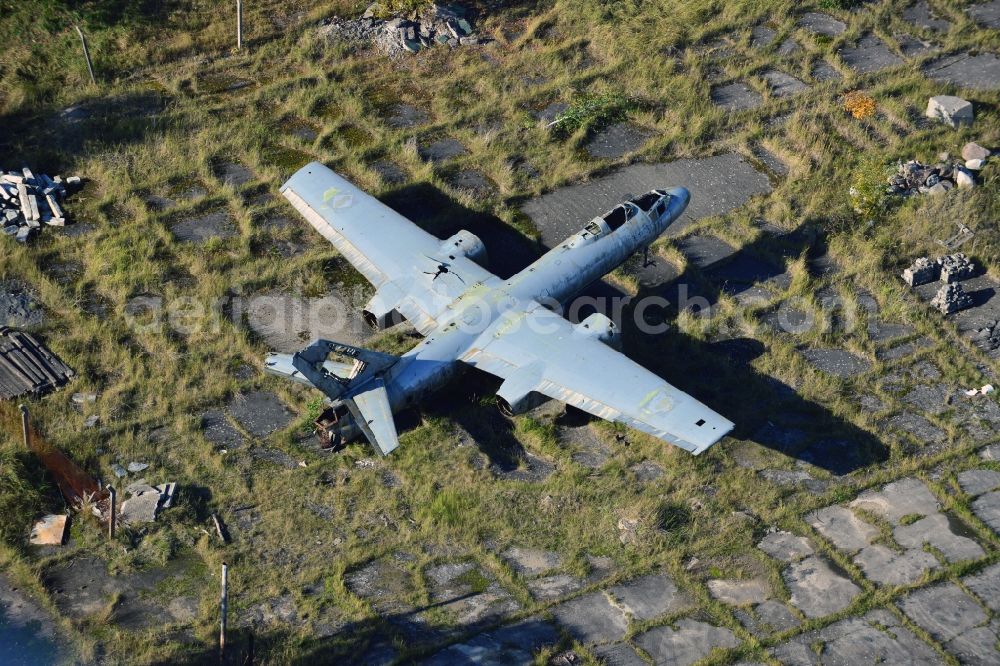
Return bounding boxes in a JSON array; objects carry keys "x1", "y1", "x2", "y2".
[
  {"x1": 263, "y1": 353, "x2": 357, "y2": 387},
  {"x1": 346, "y1": 377, "x2": 400, "y2": 456}
]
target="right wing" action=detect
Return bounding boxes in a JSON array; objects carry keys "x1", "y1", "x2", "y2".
[
  {"x1": 462, "y1": 303, "x2": 733, "y2": 455},
  {"x1": 281, "y1": 163, "x2": 496, "y2": 333}
]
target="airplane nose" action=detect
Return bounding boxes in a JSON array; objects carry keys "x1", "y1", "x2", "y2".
[{"x1": 666, "y1": 187, "x2": 690, "y2": 210}]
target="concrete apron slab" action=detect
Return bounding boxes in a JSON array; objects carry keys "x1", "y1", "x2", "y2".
[{"x1": 521, "y1": 154, "x2": 771, "y2": 248}]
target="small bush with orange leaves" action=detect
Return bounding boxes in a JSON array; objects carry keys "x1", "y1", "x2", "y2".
[{"x1": 843, "y1": 91, "x2": 877, "y2": 119}]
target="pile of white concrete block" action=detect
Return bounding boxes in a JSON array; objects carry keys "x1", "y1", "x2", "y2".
[{"x1": 1, "y1": 167, "x2": 81, "y2": 244}]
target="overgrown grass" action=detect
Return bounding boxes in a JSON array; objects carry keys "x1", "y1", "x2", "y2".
[{"x1": 0, "y1": 0, "x2": 998, "y2": 662}]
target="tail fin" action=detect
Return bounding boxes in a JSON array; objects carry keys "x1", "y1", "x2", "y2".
[{"x1": 346, "y1": 377, "x2": 400, "y2": 456}]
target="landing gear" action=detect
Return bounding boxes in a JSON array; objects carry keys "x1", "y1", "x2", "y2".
[
  {"x1": 642, "y1": 246, "x2": 651, "y2": 268},
  {"x1": 314, "y1": 407, "x2": 345, "y2": 451}
]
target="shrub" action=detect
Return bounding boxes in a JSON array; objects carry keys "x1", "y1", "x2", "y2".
[
  {"x1": 550, "y1": 91, "x2": 641, "y2": 137},
  {"x1": 0, "y1": 448, "x2": 43, "y2": 545},
  {"x1": 849, "y1": 155, "x2": 893, "y2": 224},
  {"x1": 843, "y1": 91, "x2": 877, "y2": 120}
]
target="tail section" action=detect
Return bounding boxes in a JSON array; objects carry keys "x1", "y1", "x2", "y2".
[{"x1": 264, "y1": 339, "x2": 401, "y2": 456}]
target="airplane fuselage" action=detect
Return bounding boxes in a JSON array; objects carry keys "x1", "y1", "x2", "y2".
[{"x1": 330, "y1": 188, "x2": 690, "y2": 444}]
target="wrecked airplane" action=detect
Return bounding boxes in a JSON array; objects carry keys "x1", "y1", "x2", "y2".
[{"x1": 264, "y1": 162, "x2": 733, "y2": 456}]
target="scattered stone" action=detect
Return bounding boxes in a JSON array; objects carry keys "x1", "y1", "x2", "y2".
[
  {"x1": 608, "y1": 573, "x2": 693, "y2": 620},
  {"x1": 851, "y1": 477, "x2": 940, "y2": 524},
  {"x1": 29, "y1": 515, "x2": 68, "y2": 546},
  {"x1": 777, "y1": 37, "x2": 800, "y2": 56},
  {"x1": 551, "y1": 591, "x2": 627, "y2": 644},
  {"x1": 955, "y1": 167, "x2": 975, "y2": 189},
  {"x1": 889, "y1": 161, "x2": 970, "y2": 197},
  {"x1": 750, "y1": 25, "x2": 776, "y2": 49},
  {"x1": 584, "y1": 123, "x2": 651, "y2": 160},
  {"x1": 798, "y1": 12, "x2": 846, "y2": 36},
  {"x1": 759, "y1": 469, "x2": 812, "y2": 487},
  {"x1": 111, "y1": 463, "x2": 127, "y2": 478},
  {"x1": 758, "y1": 530, "x2": 814, "y2": 562},
  {"x1": 710, "y1": 82, "x2": 762, "y2": 111},
  {"x1": 899, "y1": 583, "x2": 988, "y2": 642},
  {"x1": 707, "y1": 579, "x2": 770, "y2": 605},
  {"x1": 799, "y1": 348, "x2": 870, "y2": 378},
  {"x1": 931, "y1": 282, "x2": 973, "y2": 314},
  {"x1": 119, "y1": 489, "x2": 162, "y2": 525},
  {"x1": 972, "y1": 491, "x2": 1000, "y2": 534},
  {"x1": 967, "y1": 158, "x2": 987, "y2": 170},
  {"x1": 738, "y1": 600, "x2": 800, "y2": 637},
  {"x1": 319, "y1": 4, "x2": 482, "y2": 57},
  {"x1": 83, "y1": 415, "x2": 99, "y2": 429},
  {"x1": 898, "y1": 33, "x2": 934, "y2": 58},
  {"x1": 980, "y1": 443, "x2": 1000, "y2": 461},
  {"x1": 807, "y1": 505, "x2": 878, "y2": 553},
  {"x1": 812, "y1": 61, "x2": 842, "y2": 81},
  {"x1": 839, "y1": 34, "x2": 903, "y2": 73},
  {"x1": 784, "y1": 556, "x2": 861, "y2": 618},
  {"x1": 923, "y1": 53, "x2": 1000, "y2": 91},
  {"x1": 126, "y1": 462, "x2": 148, "y2": 473},
  {"x1": 633, "y1": 619, "x2": 740, "y2": 666},
  {"x1": 0, "y1": 167, "x2": 80, "y2": 241}
]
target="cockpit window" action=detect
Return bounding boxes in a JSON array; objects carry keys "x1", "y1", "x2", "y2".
[
  {"x1": 603, "y1": 203, "x2": 637, "y2": 230},
  {"x1": 632, "y1": 192, "x2": 662, "y2": 212},
  {"x1": 584, "y1": 221, "x2": 603, "y2": 235}
]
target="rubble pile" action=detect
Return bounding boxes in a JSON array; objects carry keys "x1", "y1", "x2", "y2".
[
  {"x1": 961, "y1": 141, "x2": 993, "y2": 171},
  {"x1": 901, "y1": 253, "x2": 976, "y2": 287},
  {"x1": 971, "y1": 322, "x2": 1000, "y2": 353},
  {"x1": 930, "y1": 282, "x2": 972, "y2": 315},
  {"x1": 1, "y1": 167, "x2": 81, "y2": 244},
  {"x1": 119, "y1": 479, "x2": 176, "y2": 525},
  {"x1": 318, "y1": 3, "x2": 484, "y2": 56},
  {"x1": 887, "y1": 158, "x2": 976, "y2": 196},
  {"x1": 902, "y1": 253, "x2": 979, "y2": 315},
  {"x1": 0, "y1": 327, "x2": 74, "y2": 399}
]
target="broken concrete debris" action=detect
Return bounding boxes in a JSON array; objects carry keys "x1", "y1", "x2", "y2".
[
  {"x1": 930, "y1": 282, "x2": 972, "y2": 314},
  {"x1": 902, "y1": 253, "x2": 975, "y2": 287},
  {"x1": 0, "y1": 327, "x2": 74, "y2": 400},
  {"x1": 29, "y1": 514, "x2": 68, "y2": 546},
  {"x1": 888, "y1": 158, "x2": 979, "y2": 196},
  {"x1": 119, "y1": 479, "x2": 176, "y2": 525},
  {"x1": 925, "y1": 95, "x2": 973, "y2": 127},
  {"x1": 318, "y1": 3, "x2": 484, "y2": 56},
  {"x1": 1, "y1": 168, "x2": 81, "y2": 243}
]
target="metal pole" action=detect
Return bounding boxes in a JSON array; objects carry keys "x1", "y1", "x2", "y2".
[
  {"x1": 107, "y1": 487, "x2": 116, "y2": 539},
  {"x1": 74, "y1": 25, "x2": 97, "y2": 85},
  {"x1": 220, "y1": 562, "x2": 228, "y2": 661},
  {"x1": 19, "y1": 404, "x2": 29, "y2": 449},
  {"x1": 236, "y1": 0, "x2": 243, "y2": 51}
]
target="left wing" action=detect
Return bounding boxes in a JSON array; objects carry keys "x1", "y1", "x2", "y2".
[
  {"x1": 461, "y1": 303, "x2": 733, "y2": 454},
  {"x1": 281, "y1": 163, "x2": 497, "y2": 333}
]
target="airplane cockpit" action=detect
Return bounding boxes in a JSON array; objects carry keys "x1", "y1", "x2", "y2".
[{"x1": 579, "y1": 190, "x2": 671, "y2": 240}]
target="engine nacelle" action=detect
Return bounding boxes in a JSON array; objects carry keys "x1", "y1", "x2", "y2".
[
  {"x1": 362, "y1": 291, "x2": 403, "y2": 331},
  {"x1": 497, "y1": 390, "x2": 549, "y2": 417},
  {"x1": 440, "y1": 230, "x2": 489, "y2": 269},
  {"x1": 573, "y1": 313, "x2": 622, "y2": 350}
]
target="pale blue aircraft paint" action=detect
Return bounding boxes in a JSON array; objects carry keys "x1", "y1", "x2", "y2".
[{"x1": 265, "y1": 162, "x2": 733, "y2": 456}]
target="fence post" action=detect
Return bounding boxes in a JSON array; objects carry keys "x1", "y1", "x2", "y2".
[
  {"x1": 107, "y1": 486, "x2": 116, "y2": 539},
  {"x1": 74, "y1": 25, "x2": 97, "y2": 85},
  {"x1": 19, "y1": 404, "x2": 29, "y2": 449},
  {"x1": 236, "y1": 0, "x2": 243, "y2": 51},
  {"x1": 220, "y1": 562, "x2": 228, "y2": 661}
]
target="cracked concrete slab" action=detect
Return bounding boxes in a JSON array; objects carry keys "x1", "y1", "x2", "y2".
[
  {"x1": 798, "y1": 12, "x2": 846, "y2": 36},
  {"x1": 501, "y1": 547, "x2": 562, "y2": 576},
  {"x1": 526, "y1": 574, "x2": 584, "y2": 601},
  {"x1": 922, "y1": 52, "x2": 1000, "y2": 91},
  {"x1": 783, "y1": 556, "x2": 861, "y2": 618},
  {"x1": 633, "y1": 618, "x2": 740, "y2": 666},
  {"x1": 853, "y1": 545, "x2": 938, "y2": 586},
  {"x1": 771, "y1": 608, "x2": 943, "y2": 665},
  {"x1": 850, "y1": 477, "x2": 940, "y2": 524},
  {"x1": 840, "y1": 34, "x2": 904, "y2": 73},
  {"x1": 964, "y1": 563, "x2": 1000, "y2": 612},
  {"x1": 903, "y1": 1, "x2": 951, "y2": 32},
  {"x1": 608, "y1": 573, "x2": 693, "y2": 620},
  {"x1": 762, "y1": 70, "x2": 809, "y2": 97},
  {"x1": 711, "y1": 82, "x2": 763, "y2": 111},
  {"x1": 423, "y1": 561, "x2": 519, "y2": 628},
  {"x1": 800, "y1": 348, "x2": 871, "y2": 378},
  {"x1": 758, "y1": 531, "x2": 814, "y2": 562},
  {"x1": 227, "y1": 391, "x2": 294, "y2": 438},
  {"x1": 899, "y1": 583, "x2": 988, "y2": 643},
  {"x1": 971, "y1": 491, "x2": 1000, "y2": 534},
  {"x1": 807, "y1": 505, "x2": 878, "y2": 553},
  {"x1": 550, "y1": 591, "x2": 627, "y2": 644},
  {"x1": 585, "y1": 122, "x2": 652, "y2": 159},
  {"x1": 958, "y1": 469, "x2": 1000, "y2": 496},
  {"x1": 707, "y1": 579, "x2": 771, "y2": 605},
  {"x1": 737, "y1": 600, "x2": 800, "y2": 637},
  {"x1": 893, "y1": 513, "x2": 985, "y2": 562}
]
